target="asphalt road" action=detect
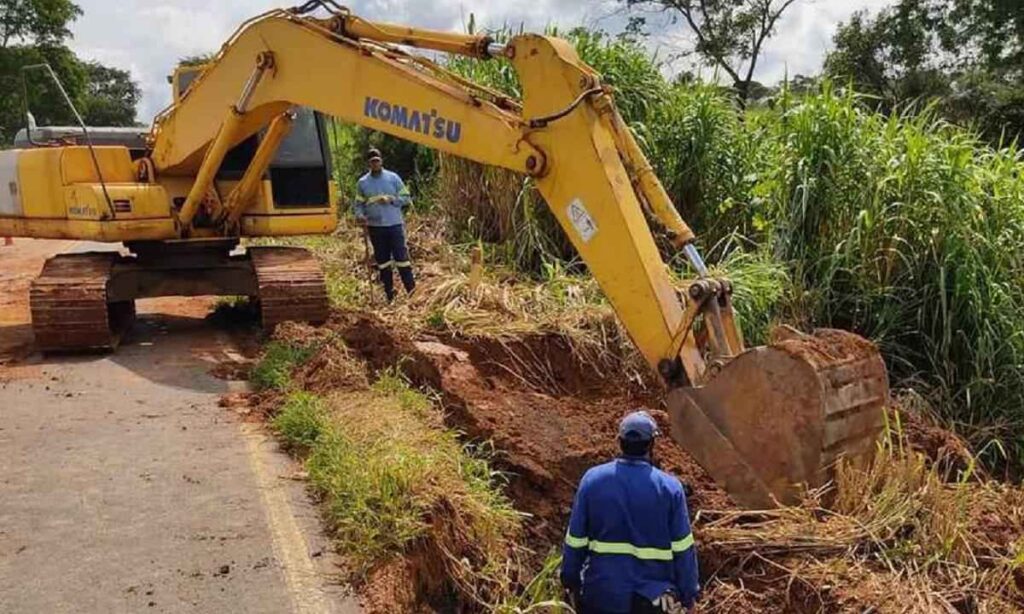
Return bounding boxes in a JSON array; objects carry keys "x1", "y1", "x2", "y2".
[{"x1": 0, "y1": 240, "x2": 359, "y2": 613}]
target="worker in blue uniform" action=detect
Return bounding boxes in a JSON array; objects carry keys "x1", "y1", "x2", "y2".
[
  {"x1": 561, "y1": 410, "x2": 700, "y2": 613},
  {"x1": 353, "y1": 147, "x2": 415, "y2": 301}
]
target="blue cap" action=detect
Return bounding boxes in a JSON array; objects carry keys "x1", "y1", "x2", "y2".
[{"x1": 618, "y1": 410, "x2": 660, "y2": 441}]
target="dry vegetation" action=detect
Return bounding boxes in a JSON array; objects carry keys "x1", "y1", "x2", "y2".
[{"x1": 699, "y1": 422, "x2": 1024, "y2": 611}]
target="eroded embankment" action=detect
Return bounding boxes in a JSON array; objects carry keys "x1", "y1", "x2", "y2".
[
  {"x1": 325, "y1": 312, "x2": 733, "y2": 543},
  {"x1": 252, "y1": 311, "x2": 1024, "y2": 613},
  {"x1": 275, "y1": 313, "x2": 848, "y2": 611}
]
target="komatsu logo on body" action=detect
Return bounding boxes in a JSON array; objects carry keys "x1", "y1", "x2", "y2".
[{"x1": 363, "y1": 97, "x2": 462, "y2": 144}]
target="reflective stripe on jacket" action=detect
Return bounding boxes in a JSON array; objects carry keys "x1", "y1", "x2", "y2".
[
  {"x1": 560, "y1": 458, "x2": 699, "y2": 612},
  {"x1": 353, "y1": 169, "x2": 411, "y2": 227}
]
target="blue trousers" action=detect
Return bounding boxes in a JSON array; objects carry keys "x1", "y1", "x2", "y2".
[{"x1": 367, "y1": 224, "x2": 415, "y2": 300}]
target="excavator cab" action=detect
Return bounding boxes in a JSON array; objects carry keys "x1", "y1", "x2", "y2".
[{"x1": 172, "y1": 64, "x2": 334, "y2": 212}]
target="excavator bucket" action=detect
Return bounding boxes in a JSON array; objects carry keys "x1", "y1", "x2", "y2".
[{"x1": 666, "y1": 327, "x2": 888, "y2": 509}]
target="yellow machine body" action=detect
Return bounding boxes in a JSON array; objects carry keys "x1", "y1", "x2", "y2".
[
  {"x1": 0, "y1": 4, "x2": 888, "y2": 509},
  {"x1": 0, "y1": 147, "x2": 336, "y2": 241}
]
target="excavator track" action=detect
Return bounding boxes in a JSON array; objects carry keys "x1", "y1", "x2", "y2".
[
  {"x1": 30, "y1": 253, "x2": 135, "y2": 353},
  {"x1": 249, "y1": 246, "x2": 329, "y2": 329}
]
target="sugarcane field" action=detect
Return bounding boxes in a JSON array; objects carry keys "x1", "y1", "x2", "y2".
[{"x1": 2, "y1": 1, "x2": 1024, "y2": 613}]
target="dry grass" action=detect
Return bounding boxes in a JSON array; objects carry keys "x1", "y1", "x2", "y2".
[
  {"x1": 259, "y1": 222, "x2": 650, "y2": 386},
  {"x1": 404, "y1": 265, "x2": 643, "y2": 381},
  {"x1": 698, "y1": 421, "x2": 1024, "y2": 612}
]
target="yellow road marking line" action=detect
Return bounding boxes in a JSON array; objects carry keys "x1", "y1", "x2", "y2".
[{"x1": 242, "y1": 423, "x2": 332, "y2": 614}]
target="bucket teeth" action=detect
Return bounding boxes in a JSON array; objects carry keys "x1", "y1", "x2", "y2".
[
  {"x1": 668, "y1": 328, "x2": 888, "y2": 508},
  {"x1": 30, "y1": 253, "x2": 135, "y2": 353},
  {"x1": 249, "y1": 247, "x2": 329, "y2": 329}
]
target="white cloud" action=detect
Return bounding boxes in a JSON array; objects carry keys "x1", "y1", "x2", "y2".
[
  {"x1": 66, "y1": 0, "x2": 895, "y2": 122},
  {"x1": 755, "y1": 0, "x2": 894, "y2": 82}
]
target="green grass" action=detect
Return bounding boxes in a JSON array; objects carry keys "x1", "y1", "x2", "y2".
[
  {"x1": 251, "y1": 315, "x2": 568, "y2": 609},
  {"x1": 272, "y1": 391, "x2": 328, "y2": 453},
  {"x1": 701, "y1": 246, "x2": 795, "y2": 346},
  {"x1": 250, "y1": 341, "x2": 316, "y2": 391},
  {"x1": 493, "y1": 551, "x2": 569, "y2": 613},
  {"x1": 758, "y1": 86, "x2": 1024, "y2": 465},
  {"x1": 271, "y1": 370, "x2": 529, "y2": 607}
]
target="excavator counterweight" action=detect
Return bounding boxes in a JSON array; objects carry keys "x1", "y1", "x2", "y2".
[{"x1": 0, "y1": 2, "x2": 887, "y2": 508}]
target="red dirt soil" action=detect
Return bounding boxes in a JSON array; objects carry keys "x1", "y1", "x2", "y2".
[{"x1": 330, "y1": 312, "x2": 733, "y2": 547}]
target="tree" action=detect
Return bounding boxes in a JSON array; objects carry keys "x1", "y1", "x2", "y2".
[
  {"x1": 0, "y1": 43, "x2": 84, "y2": 141},
  {"x1": 944, "y1": 70, "x2": 1024, "y2": 145},
  {"x1": 824, "y1": 1, "x2": 949, "y2": 109},
  {"x1": 939, "y1": 0, "x2": 1024, "y2": 77},
  {"x1": 826, "y1": 0, "x2": 1024, "y2": 145},
  {"x1": 79, "y1": 61, "x2": 139, "y2": 126},
  {"x1": 623, "y1": 0, "x2": 801, "y2": 107},
  {"x1": 0, "y1": 0, "x2": 82, "y2": 48},
  {"x1": 0, "y1": 0, "x2": 140, "y2": 142}
]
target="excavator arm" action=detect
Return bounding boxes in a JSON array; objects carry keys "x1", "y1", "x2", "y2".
[
  {"x1": 147, "y1": 3, "x2": 888, "y2": 508},
  {"x1": 150, "y1": 5, "x2": 704, "y2": 383}
]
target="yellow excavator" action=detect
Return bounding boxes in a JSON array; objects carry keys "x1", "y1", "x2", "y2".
[{"x1": 0, "y1": 1, "x2": 887, "y2": 508}]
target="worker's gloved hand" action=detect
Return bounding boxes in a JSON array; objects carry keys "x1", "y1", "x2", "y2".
[
  {"x1": 653, "y1": 591, "x2": 687, "y2": 613},
  {"x1": 561, "y1": 584, "x2": 581, "y2": 611}
]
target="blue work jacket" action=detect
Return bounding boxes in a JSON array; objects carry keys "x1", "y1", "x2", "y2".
[
  {"x1": 353, "y1": 169, "x2": 411, "y2": 227},
  {"x1": 561, "y1": 457, "x2": 700, "y2": 612}
]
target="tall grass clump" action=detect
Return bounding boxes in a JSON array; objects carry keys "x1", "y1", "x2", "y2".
[
  {"x1": 761, "y1": 84, "x2": 1024, "y2": 463},
  {"x1": 434, "y1": 156, "x2": 573, "y2": 273},
  {"x1": 438, "y1": 28, "x2": 669, "y2": 275},
  {"x1": 699, "y1": 246, "x2": 794, "y2": 346},
  {"x1": 651, "y1": 84, "x2": 762, "y2": 247}
]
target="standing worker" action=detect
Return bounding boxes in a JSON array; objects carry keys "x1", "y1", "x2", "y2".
[
  {"x1": 353, "y1": 147, "x2": 415, "y2": 301},
  {"x1": 562, "y1": 411, "x2": 700, "y2": 613}
]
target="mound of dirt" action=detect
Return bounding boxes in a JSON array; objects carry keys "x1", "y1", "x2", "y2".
[
  {"x1": 896, "y1": 403, "x2": 975, "y2": 476},
  {"x1": 273, "y1": 321, "x2": 371, "y2": 393},
  {"x1": 331, "y1": 312, "x2": 732, "y2": 547}
]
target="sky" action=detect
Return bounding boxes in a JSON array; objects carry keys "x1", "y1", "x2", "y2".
[{"x1": 66, "y1": 0, "x2": 894, "y2": 122}]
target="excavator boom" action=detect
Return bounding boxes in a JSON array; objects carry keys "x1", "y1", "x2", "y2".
[{"x1": 1, "y1": 2, "x2": 888, "y2": 508}]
